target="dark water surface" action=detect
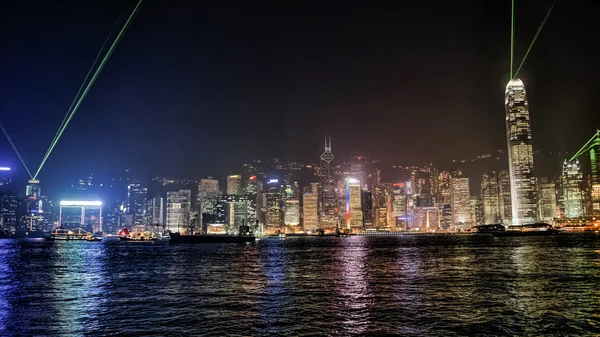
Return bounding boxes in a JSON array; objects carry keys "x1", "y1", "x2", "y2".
[{"x1": 1, "y1": 234, "x2": 599, "y2": 336}]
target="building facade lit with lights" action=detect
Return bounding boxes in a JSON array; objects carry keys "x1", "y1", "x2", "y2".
[
  {"x1": 481, "y1": 172, "x2": 501, "y2": 224},
  {"x1": 59, "y1": 200, "x2": 103, "y2": 232},
  {"x1": 0, "y1": 168, "x2": 19, "y2": 234},
  {"x1": 505, "y1": 78, "x2": 538, "y2": 224},
  {"x1": 146, "y1": 194, "x2": 164, "y2": 231},
  {"x1": 198, "y1": 178, "x2": 220, "y2": 215},
  {"x1": 284, "y1": 199, "x2": 300, "y2": 227},
  {"x1": 265, "y1": 179, "x2": 283, "y2": 232},
  {"x1": 451, "y1": 177, "x2": 471, "y2": 230},
  {"x1": 303, "y1": 185, "x2": 319, "y2": 232},
  {"x1": 413, "y1": 207, "x2": 440, "y2": 231},
  {"x1": 320, "y1": 136, "x2": 337, "y2": 229},
  {"x1": 227, "y1": 175, "x2": 242, "y2": 195},
  {"x1": 560, "y1": 160, "x2": 583, "y2": 218},
  {"x1": 538, "y1": 180, "x2": 557, "y2": 221},
  {"x1": 345, "y1": 178, "x2": 363, "y2": 231},
  {"x1": 245, "y1": 176, "x2": 262, "y2": 231},
  {"x1": 127, "y1": 182, "x2": 147, "y2": 229},
  {"x1": 166, "y1": 189, "x2": 191, "y2": 234}
]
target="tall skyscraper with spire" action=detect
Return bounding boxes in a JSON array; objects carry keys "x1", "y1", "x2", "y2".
[
  {"x1": 320, "y1": 136, "x2": 337, "y2": 229},
  {"x1": 505, "y1": 78, "x2": 538, "y2": 224}
]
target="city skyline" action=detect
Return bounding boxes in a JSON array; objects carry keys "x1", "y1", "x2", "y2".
[{"x1": 0, "y1": 1, "x2": 598, "y2": 182}]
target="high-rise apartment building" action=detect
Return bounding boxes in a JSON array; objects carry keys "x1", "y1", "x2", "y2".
[
  {"x1": 166, "y1": 189, "x2": 191, "y2": 233},
  {"x1": 505, "y1": 78, "x2": 538, "y2": 224},
  {"x1": 561, "y1": 160, "x2": 584, "y2": 218},
  {"x1": 227, "y1": 175, "x2": 242, "y2": 195},
  {"x1": 451, "y1": 177, "x2": 471, "y2": 230}
]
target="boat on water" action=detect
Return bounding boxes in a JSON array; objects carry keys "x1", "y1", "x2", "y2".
[
  {"x1": 471, "y1": 224, "x2": 506, "y2": 234},
  {"x1": 169, "y1": 232, "x2": 255, "y2": 243},
  {"x1": 169, "y1": 216, "x2": 255, "y2": 244},
  {"x1": 117, "y1": 227, "x2": 158, "y2": 241},
  {"x1": 45, "y1": 228, "x2": 99, "y2": 241},
  {"x1": 492, "y1": 223, "x2": 561, "y2": 237}
]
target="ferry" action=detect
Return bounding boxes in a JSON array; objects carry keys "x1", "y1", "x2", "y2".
[
  {"x1": 45, "y1": 228, "x2": 98, "y2": 241},
  {"x1": 492, "y1": 223, "x2": 561, "y2": 237},
  {"x1": 471, "y1": 224, "x2": 505, "y2": 234}
]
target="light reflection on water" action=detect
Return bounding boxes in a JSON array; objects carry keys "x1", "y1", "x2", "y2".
[{"x1": 0, "y1": 234, "x2": 598, "y2": 336}]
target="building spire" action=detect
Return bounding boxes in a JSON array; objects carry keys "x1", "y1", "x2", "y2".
[{"x1": 320, "y1": 135, "x2": 334, "y2": 163}]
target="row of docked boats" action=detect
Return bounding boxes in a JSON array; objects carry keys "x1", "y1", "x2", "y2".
[{"x1": 472, "y1": 223, "x2": 561, "y2": 236}]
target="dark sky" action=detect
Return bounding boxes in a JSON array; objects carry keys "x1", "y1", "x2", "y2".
[{"x1": 1, "y1": 0, "x2": 599, "y2": 185}]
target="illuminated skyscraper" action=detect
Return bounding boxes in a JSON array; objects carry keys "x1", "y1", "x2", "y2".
[
  {"x1": 265, "y1": 179, "x2": 284, "y2": 232},
  {"x1": 166, "y1": 189, "x2": 191, "y2": 233},
  {"x1": 469, "y1": 196, "x2": 483, "y2": 226},
  {"x1": 538, "y1": 180, "x2": 557, "y2": 221},
  {"x1": 198, "y1": 178, "x2": 220, "y2": 214},
  {"x1": 0, "y1": 168, "x2": 18, "y2": 234},
  {"x1": 505, "y1": 78, "x2": 538, "y2": 224},
  {"x1": 221, "y1": 194, "x2": 248, "y2": 233},
  {"x1": 146, "y1": 194, "x2": 164, "y2": 230},
  {"x1": 361, "y1": 190, "x2": 373, "y2": 228},
  {"x1": 227, "y1": 175, "x2": 242, "y2": 195},
  {"x1": 284, "y1": 199, "x2": 300, "y2": 227},
  {"x1": 320, "y1": 136, "x2": 337, "y2": 229},
  {"x1": 560, "y1": 160, "x2": 583, "y2": 218},
  {"x1": 481, "y1": 172, "x2": 501, "y2": 224},
  {"x1": 25, "y1": 179, "x2": 44, "y2": 232},
  {"x1": 498, "y1": 170, "x2": 513, "y2": 224},
  {"x1": 245, "y1": 176, "x2": 262, "y2": 231},
  {"x1": 127, "y1": 182, "x2": 148, "y2": 229},
  {"x1": 451, "y1": 177, "x2": 471, "y2": 230},
  {"x1": 345, "y1": 178, "x2": 363, "y2": 231},
  {"x1": 388, "y1": 183, "x2": 406, "y2": 228},
  {"x1": 302, "y1": 186, "x2": 319, "y2": 231}
]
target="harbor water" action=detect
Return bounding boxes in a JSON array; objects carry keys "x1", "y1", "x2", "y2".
[{"x1": 0, "y1": 234, "x2": 599, "y2": 336}]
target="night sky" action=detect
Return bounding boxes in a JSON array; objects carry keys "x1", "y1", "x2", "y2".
[{"x1": 1, "y1": 1, "x2": 599, "y2": 186}]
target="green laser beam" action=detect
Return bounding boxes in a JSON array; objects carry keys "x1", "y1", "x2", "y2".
[
  {"x1": 510, "y1": 0, "x2": 515, "y2": 79},
  {"x1": 0, "y1": 121, "x2": 33, "y2": 178},
  {"x1": 45, "y1": 30, "x2": 115, "y2": 161},
  {"x1": 34, "y1": 0, "x2": 144, "y2": 179},
  {"x1": 513, "y1": 1, "x2": 555, "y2": 79}
]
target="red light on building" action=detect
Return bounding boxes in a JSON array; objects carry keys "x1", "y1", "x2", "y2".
[{"x1": 249, "y1": 175, "x2": 256, "y2": 180}]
